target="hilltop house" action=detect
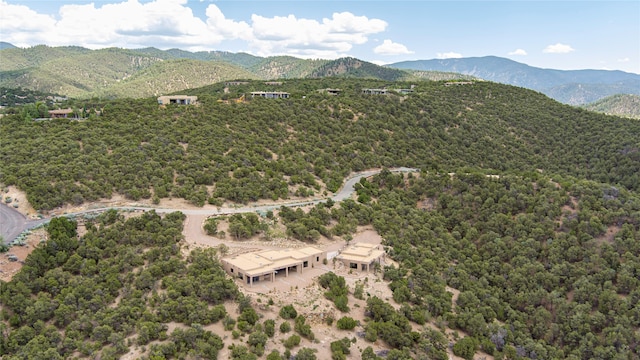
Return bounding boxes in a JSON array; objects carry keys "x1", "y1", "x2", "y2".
[
  {"x1": 225, "y1": 81, "x2": 249, "y2": 86},
  {"x1": 157, "y1": 95, "x2": 198, "y2": 106},
  {"x1": 48, "y1": 108, "x2": 74, "y2": 118},
  {"x1": 221, "y1": 247, "x2": 326, "y2": 287},
  {"x1": 319, "y1": 88, "x2": 341, "y2": 95},
  {"x1": 250, "y1": 91, "x2": 290, "y2": 99},
  {"x1": 362, "y1": 88, "x2": 389, "y2": 95},
  {"x1": 444, "y1": 81, "x2": 474, "y2": 86},
  {"x1": 336, "y1": 243, "x2": 386, "y2": 272}
]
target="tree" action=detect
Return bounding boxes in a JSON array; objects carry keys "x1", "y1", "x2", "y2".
[
  {"x1": 283, "y1": 334, "x2": 301, "y2": 349},
  {"x1": 295, "y1": 347, "x2": 317, "y2": 360},
  {"x1": 279, "y1": 304, "x2": 298, "y2": 319},
  {"x1": 264, "y1": 319, "x2": 275, "y2": 337},
  {"x1": 275, "y1": 319, "x2": 291, "y2": 333},
  {"x1": 336, "y1": 316, "x2": 357, "y2": 330},
  {"x1": 452, "y1": 337, "x2": 479, "y2": 360}
]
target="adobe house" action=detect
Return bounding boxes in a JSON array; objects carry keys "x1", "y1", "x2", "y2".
[
  {"x1": 319, "y1": 88, "x2": 341, "y2": 95},
  {"x1": 444, "y1": 81, "x2": 474, "y2": 86},
  {"x1": 225, "y1": 81, "x2": 249, "y2": 86},
  {"x1": 336, "y1": 243, "x2": 386, "y2": 272},
  {"x1": 221, "y1": 246, "x2": 326, "y2": 287},
  {"x1": 157, "y1": 95, "x2": 198, "y2": 105},
  {"x1": 362, "y1": 88, "x2": 389, "y2": 95},
  {"x1": 48, "y1": 108, "x2": 74, "y2": 118},
  {"x1": 395, "y1": 84, "x2": 416, "y2": 94},
  {"x1": 250, "y1": 91, "x2": 290, "y2": 99}
]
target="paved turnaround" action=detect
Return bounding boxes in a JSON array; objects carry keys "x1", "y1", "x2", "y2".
[{"x1": 0, "y1": 167, "x2": 417, "y2": 244}]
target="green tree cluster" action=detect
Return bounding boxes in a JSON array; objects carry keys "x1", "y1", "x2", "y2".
[
  {"x1": 317, "y1": 272, "x2": 350, "y2": 312},
  {"x1": 0, "y1": 210, "x2": 238, "y2": 359}
]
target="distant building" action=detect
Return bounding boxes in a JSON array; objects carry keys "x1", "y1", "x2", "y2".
[
  {"x1": 48, "y1": 108, "x2": 74, "y2": 118},
  {"x1": 362, "y1": 88, "x2": 389, "y2": 95},
  {"x1": 395, "y1": 85, "x2": 416, "y2": 94},
  {"x1": 264, "y1": 81, "x2": 283, "y2": 86},
  {"x1": 222, "y1": 247, "x2": 326, "y2": 287},
  {"x1": 444, "y1": 81, "x2": 474, "y2": 86},
  {"x1": 225, "y1": 81, "x2": 249, "y2": 86},
  {"x1": 250, "y1": 91, "x2": 290, "y2": 99},
  {"x1": 319, "y1": 88, "x2": 341, "y2": 95},
  {"x1": 336, "y1": 243, "x2": 386, "y2": 272},
  {"x1": 157, "y1": 95, "x2": 198, "y2": 105}
]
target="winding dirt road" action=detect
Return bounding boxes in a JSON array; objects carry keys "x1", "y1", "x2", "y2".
[{"x1": 0, "y1": 167, "x2": 417, "y2": 243}]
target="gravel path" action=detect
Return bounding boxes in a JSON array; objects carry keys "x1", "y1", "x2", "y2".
[{"x1": 1, "y1": 167, "x2": 417, "y2": 244}]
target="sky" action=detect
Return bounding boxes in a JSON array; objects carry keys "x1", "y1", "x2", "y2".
[{"x1": 1, "y1": 0, "x2": 639, "y2": 73}]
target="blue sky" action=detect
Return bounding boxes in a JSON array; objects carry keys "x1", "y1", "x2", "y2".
[{"x1": 1, "y1": 0, "x2": 638, "y2": 73}]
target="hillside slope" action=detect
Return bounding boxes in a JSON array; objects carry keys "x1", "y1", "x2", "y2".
[
  {"x1": 581, "y1": 93, "x2": 640, "y2": 119},
  {"x1": 1, "y1": 78, "x2": 639, "y2": 360},
  {"x1": 0, "y1": 45, "x2": 473, "y2": 98},
  {"x1": 2, "y1": 78, "x2": 639, "y2": 211},
  {"x1": 95, "y1": 59, "x2": 258, "y2": 98}
]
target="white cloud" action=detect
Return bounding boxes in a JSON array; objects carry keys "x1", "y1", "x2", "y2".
[
  {"x1": 0, "y1": 1, "x2": 57, "y2": 46},
  {"x1": 373, "y1": 39, "x2": 413, "y2": 55},
  {"x1": 369, "y1": 59, "x2": 387, "y2": 66},
  {"x1": 617, "y1": 57, "x2": 630, "y2": 63},
  {"x1": 436, "y1": 52, "x2": 462, "y2": 59},
  {"x1": 543, "y1": 43, "x2": 575, "y2": 54},
  {"x1": 0, "y1": 1, "x2": 386, "y2": 58},
  {"x1": 248, "y1": 12, "x2": 387, "y2": 58},
  {"x1": 508, "y1": 49, "x2": 527, "y2": 56}
]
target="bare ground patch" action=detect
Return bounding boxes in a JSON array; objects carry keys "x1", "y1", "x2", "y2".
[
  {"x1": 0, "y1": 185, "x2": 38, "y2": 218},
  {"x1": 0, "y1": 227, "x2": 46, "y2": 282}
]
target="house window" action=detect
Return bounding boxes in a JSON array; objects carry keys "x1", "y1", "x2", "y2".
[
  {"x1": 239, "y1": 273, "x2": 243, "y2": 279},
  {"x1": 303, "y1": 261, "x2": 309, "y2": 268},
  {"x1": 231, "y1": 268, "x2": 234, "y2": 273},
  {"x1": 316, "y1": 256, "x2": 319, "y2": 262},
  {"x1": 350, "y1": 263, "x2": 358, "y2": 269}
]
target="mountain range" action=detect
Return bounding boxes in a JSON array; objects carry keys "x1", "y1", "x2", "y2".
[
  {"x1": 1, "y1": 44, "x2": 639, "y2": 107},
  {"x1": 388, "y1": 56, "x2": 640, "y2": 105}
]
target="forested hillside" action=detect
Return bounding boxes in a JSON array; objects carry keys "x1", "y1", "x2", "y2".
[
  {"x1": 0, "y1": 47, "x2": 256, "y2": 99},
  {"x1": 1, "y1": 79, "x2": 639, "y2": 211},
  {"x1": 0, "y1": 170, "x2": 638, "y2": 359},
  {"x1": 0, "y1": 78, "x2": 639, "y2": 359},
  {"x1": 0, "y1": 211, "x2": 241, "y2": 359},
  {"x1": 362, "y1": 170, "x2": 640, "y2": 359}
]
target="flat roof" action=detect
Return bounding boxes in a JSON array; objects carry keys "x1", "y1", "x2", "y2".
[
  {"x1": 48, "y1": 108, "x2": 73, "y2": 114},
  {"x1": 337, "y1": 243, "x2": 385, "y2": 263},
  {"x1": 223, "y1": 246, "x2": 325, "y2": 276},
  {"x1": 157, "y1": 95, "x2": 197, "y2": 99}
]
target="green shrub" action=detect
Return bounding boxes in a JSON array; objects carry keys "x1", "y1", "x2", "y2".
[
  {"x1": 453, "y1": 337, "x2": 479, "y2": 360},
  {"x1": 279, "y1": 304, "x2": 298, "y2": 319},
  {"x1": 294, "y1": 315, "x2": 314, "y2": 340},
  {"x1": 264, "y1": 319, "x2": 275, "y2": 337},
  {"x1": 280, "y1": 321, "x2": 291, "y2": 333},
  {"x1": 336, "y1": 316, "x2": 357, "y2": 330},
  {"x1": 283, "y1": 334, "x2": 301, "y2": 349},
  {"x1": 266, "y1": 350, "x2": 281, "y2": 360}
]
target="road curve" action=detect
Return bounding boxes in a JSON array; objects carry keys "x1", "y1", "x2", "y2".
[{"x1": 1, "y1": 167, "x2": 418, "y2": 243}]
